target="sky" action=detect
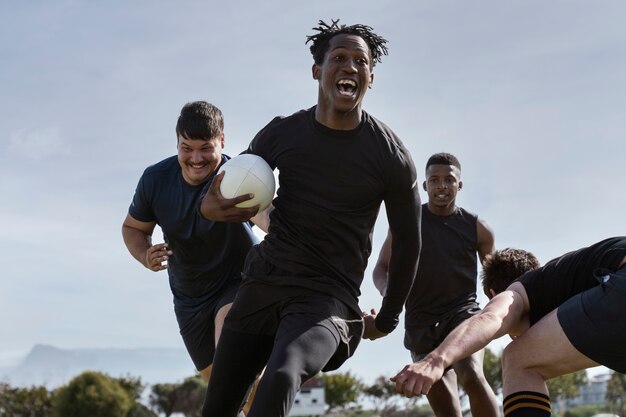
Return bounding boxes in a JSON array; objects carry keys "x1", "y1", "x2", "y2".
[{"x1": 1, "y1": 0, "x2": 625, "y2": 386}]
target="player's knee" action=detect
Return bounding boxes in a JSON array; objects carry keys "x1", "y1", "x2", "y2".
[
  {"x1": 502, "y1": 341, "x2": 527, "y2": 376},
  {"x1": 264, "y1": 367, "x2": 300, "y2": 393}
]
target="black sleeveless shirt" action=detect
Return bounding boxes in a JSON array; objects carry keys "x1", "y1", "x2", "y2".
[{"x1": 405, "y1": 204, "x2": 479, "y2": 327}]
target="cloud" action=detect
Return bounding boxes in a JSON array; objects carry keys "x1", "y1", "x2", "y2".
[{"x1": 7, "y1": 127, "x2": 71, "y2": 160}]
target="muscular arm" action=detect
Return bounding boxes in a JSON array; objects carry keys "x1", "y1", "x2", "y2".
[
  {"x1": 372, "y1": 230, "x2": 392, "y2": 296},
  {"x1": 122, "y1": 214, "x2": 171, "y2": 271},
  {"x1": 250, "y1": 204, "x2": 273, "y2": 234},
  {"x1": 372, "y1": 187, "x2": 421, "y2": 337},
  {"x1": 476, "y1": 217, "x2": 495, "y2": 264},
  {"x1": 392, "y1": 282, "x2": 530, "y2": 396}
]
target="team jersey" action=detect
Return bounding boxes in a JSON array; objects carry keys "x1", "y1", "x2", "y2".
[
  {"x1": 518, "y1": 236, "x2": 626, "y2": 325},
  {"x1": 242, "y1": 106, "x2": 421, "y2": 333},
  {"x1": 405, "y1": 205, "x2": 479, "y2": 327},
  {"x1": 128, "y1": 155, "x2": 258, "y2": 309}
]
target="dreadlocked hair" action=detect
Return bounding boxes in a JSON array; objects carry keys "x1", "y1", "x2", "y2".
[{"x1": 306, "y1": 19, "x2": 389, "y2": 66}]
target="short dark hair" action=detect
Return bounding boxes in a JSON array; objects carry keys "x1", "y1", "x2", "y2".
[
  {"x1": 426, "y1": 152, "x2": 461, "y2": 171},
  {"x1": 306, "y1": 19, "x2": 389, "y2": 67},
  {"x1": 175, "y1": 101, "x2": 224, "y2": 141},
  {"x1": 481, "y1": 248, "x2": 541, "y2": 296}
]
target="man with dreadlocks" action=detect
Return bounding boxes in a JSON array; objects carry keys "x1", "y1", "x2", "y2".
[{"x1": 199, "y1": 19, "x2": 421, "y2": 417}]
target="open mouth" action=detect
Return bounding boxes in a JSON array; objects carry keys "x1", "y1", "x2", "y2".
[{"x1": 337, "y1": 79, "x2": 358, "y2": 97}]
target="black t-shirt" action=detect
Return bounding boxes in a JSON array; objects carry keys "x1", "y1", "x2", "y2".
[
  {"x1": 129, "y1": 155, "x2": 258, "y2": 309},
  {"x1": 405, "y1": 205, "x2": 479, "y2": 327},
  {"x1": 243, "y1": 107, "x2": 421, "y2": 333},
  {"x1": 518, "y1": 236, "x2": 626, "y2": 325}
]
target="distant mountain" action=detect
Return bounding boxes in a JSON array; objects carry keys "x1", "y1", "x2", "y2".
[{"x1": 0, "y1": 344, "x2": 196, "y2": 388}]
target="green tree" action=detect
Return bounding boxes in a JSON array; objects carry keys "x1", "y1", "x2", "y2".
[
  {"x1": 149, "y1": 375, "x2": 206, "y2": 417},
  {"x1": 362, "y1": 376, "x2": 404, "y2": 417},
  {"x1": 172, "y1": 375, "x2": 206, "y2": 417},
  {"x1": 116, "y1": 375, "x2": 145, "y2": 402},
  {"x1": 115, "y1": 375, "x2": 158, "y2": 417},
  {"x1": 483, "y1": 347, "x2": 502, "y2": 394},
  {"x1": 52, "y1": 370, "x2": 133, "y2": 417},
  {"x1": 322, "y1": 371, "x2": 363, "y2": 412},
  {"x1": 149, "y1": 383, "x2": 178, "y2": 417},
  {"x1": 606, "y1": 371, "x2": 626, "y2": 416},
  {"x1": 128, "y1": 403, "x2": 158, "y2": 417},
  {"x1": 547, "y1": 370, "x2": 588, "y2": 400},
  {"x1": 547, "y1": 370, "x2": 588, "y2": 417},
  {"x1": 0, "y1": 383, "x2": 53, "y2": 417}
]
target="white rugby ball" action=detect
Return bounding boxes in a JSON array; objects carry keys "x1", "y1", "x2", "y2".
[{"x1": 218, "y1": 154, "x2": 276, "y2": 210}]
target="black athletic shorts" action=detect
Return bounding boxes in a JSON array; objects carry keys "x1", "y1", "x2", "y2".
[
  {"x1": 174, "y1": 279, "x2": 240, "y2": 371},
  {"x1": 225, "y1": 251, "x2": 364, "y2": 372},
  {"x1": 558, "y1": 265, "x2": 626, "y2": 373},
  {"x1": 405, "y1": 304, "x2": 481, "y2": 360}
]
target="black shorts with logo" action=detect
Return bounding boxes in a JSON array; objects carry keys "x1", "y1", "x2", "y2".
[{"x1": 558, "y1": 265, "x2": 626, "y2": 373}]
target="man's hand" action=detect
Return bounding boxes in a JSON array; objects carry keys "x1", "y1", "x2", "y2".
[
  {"x1": 145, "y1": 243, "x2": 172, "y2": 271},
  {"x1": 200, "y1": 171, "x2": 260, "y2": 222},
  {"x1": 390, "y1": 355, "x2": 446, "y2": 397},
  {"x1": 362, "y1": 309, "x2": 387, "y2": 341}
]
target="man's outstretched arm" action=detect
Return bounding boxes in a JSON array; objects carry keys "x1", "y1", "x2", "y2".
[{"x1": 392, "y1": 282, "x2": 529, "y2": 397}]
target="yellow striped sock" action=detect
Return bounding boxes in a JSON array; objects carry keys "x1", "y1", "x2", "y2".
[{"x1": 503, "y1": 391, "x2": 551, "y2": 417}]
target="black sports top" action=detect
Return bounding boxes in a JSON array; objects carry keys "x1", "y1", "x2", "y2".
[
  {"x1": 405, "y1": 205, "x2": 479, "y2": 327},
  {"x1": 129, "y1": 155, "x2": 258, "y2": 309},
  {"x1": 243, "y1": 107, "x2": 421, "y2": 333},
  {"x1": 518, "y1": 236, "x2": 626, "y2": 325}
]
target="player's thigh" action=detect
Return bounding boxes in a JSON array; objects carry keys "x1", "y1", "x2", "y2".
[
  {"x1": 199, "y1": 364, "x2": 212, "y2": 382},
  {"x1": 502, "y1": 309, "x2": 598, "y2": 381},
  {"x1": 214, "y1": 302, "x2": 232, "y2": 345},
  {"x1": 273, "y1": 317, "x2": 339, "y2": 373}
]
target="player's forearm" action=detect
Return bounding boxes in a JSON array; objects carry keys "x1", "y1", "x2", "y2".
[
  {"x1": 251, "y1": 205, "x2": 272, "y2": 233},
  {"x1": 376, "y1": 238, "x2": 420, "y2": 333},
  {"x1": 431, "y1": 308, "x2": 509, "y2": 368},
  {"x1": 122, "y1": 225, "x2": 152, "y2": 267},
  {"x1": 372, "y1": 265, "x2": 388, "y2": 296},
  {"x1": 377, "y1": 188, "x2": 421, "y2": 333}
]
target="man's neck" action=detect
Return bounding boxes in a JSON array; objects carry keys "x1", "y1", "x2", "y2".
[
  {"x1": 314, "y1": 105, "x2": 362, "y2": 130},
  {"x1": 427, "y1": 202, "x2": 457, "y2": 217}
]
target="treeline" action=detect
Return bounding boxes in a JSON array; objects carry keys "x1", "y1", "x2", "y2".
[
  {"x1": 0, "y1": 369, "x2": 433, "y2": 417},
  {"x1": 0, "y1": 372, "x2": 205, "y2": 417},
  {"x1": 1, "y1": 347, "x2": 626, "y2": 417}
]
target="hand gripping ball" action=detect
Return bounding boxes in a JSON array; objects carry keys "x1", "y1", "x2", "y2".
[{"x1": 217, "y1": 154, "x2": 276, "y2": 210}]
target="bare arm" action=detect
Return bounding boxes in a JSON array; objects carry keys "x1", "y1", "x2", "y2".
[
  {"x1": 392, "y1": 282, "x2": 530, "y2": 397},
  {"x1": 122, "y1": 214, "x2": 171, "y2": 272},
  {"x1": 372, "y1": 230, "x2": 392, "y2": 296},
  {"x1": 250, "y1": 204, "x2": 273, "y2": 234},
  {"x1": 368, "y1": 187, "x2": 421, "y2": 339},
  {"x1": 476, "y1": 217, "x2": 495, "y2": 264}
]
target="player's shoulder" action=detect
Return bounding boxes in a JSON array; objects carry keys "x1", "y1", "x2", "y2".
[
  {"x1": 142, "y1": 156, "x2": 179, "y2": 177},
  {"x1": 455, "y1": 206, "x2": 479, "y2": 222},
  {"x1": 269, "y1": 108, "x2": 311, "y2": 128},
  {"x1": 253, "y1": 108, "x2": 313, "y2": 143},
  {"x1": 363, "y1": 111, "x2": 400, "y2": 142}
]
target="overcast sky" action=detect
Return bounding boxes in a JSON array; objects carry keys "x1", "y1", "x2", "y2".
[{"x1": 1, "y1": 1, "x2": 624, "y2": 384}]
